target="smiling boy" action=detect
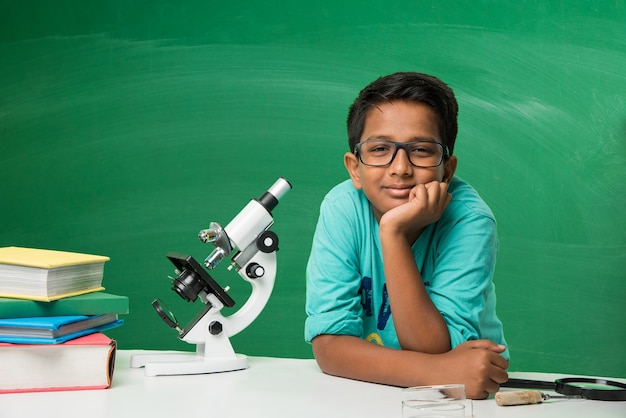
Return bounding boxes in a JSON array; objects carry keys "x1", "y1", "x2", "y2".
[{"x1": 304, "y1": 72, "x2": 509, "y2": 399}]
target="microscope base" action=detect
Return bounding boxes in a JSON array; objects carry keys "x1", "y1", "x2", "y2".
[{"x1": 130, "y1": 352, "x2": 248, "y2": 376}]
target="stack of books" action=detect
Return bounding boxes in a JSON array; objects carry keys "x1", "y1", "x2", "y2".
[{"x1": 0, "y1": 246, "x2": 129, "y2": 394}]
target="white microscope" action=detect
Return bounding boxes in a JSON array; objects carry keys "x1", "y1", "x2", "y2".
[{"x1": 130, "y1": 177, "x2": 292, "y2": 376}]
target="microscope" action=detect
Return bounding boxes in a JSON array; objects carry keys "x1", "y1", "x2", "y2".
[{"x1": 130, "y1": 178, "x2": 292, "y2": 376}]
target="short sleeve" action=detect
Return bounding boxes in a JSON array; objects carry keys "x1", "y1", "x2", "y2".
[
  {"x1": 304, "y1": 192, "x2": 366, "y2": 343},
  {"x1": 427, "y1": 208, "x2": 499, "y2": 348}
]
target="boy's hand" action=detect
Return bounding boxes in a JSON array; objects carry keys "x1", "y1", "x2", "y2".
[
  {"x1": 437, "y1": 340, "x2": 509, "y2": 399},
  {"x1": 380, "y1": 180, "x2": 451, "y2": 239}
]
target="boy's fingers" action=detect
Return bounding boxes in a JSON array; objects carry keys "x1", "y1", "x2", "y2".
[
  {"x1": 492, "y1": 354, "x2": 509, "y2": 372},
  {"x1": 413, "y1": 184, "x2": 428, "y2": 204},
  {"x1": 464, "y1": 339, "x2": 507, "y2": 353}
]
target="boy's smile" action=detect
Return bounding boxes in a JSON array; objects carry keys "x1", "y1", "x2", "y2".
[
  {"x1": 383, "y1": 183, "x2": 414, "y2": 198},
  {"x1": 344, "y1": 100, "x2": 457, "y2": 221}
]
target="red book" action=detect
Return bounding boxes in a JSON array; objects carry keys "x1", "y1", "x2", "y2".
[{"x1": 0, "y1": 333, "x2": 116, "y2": 393}]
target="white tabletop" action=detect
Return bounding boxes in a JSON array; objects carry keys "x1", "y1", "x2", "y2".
[{"x1": 1, "y1": 350, "x2": 624, "y2": 418}]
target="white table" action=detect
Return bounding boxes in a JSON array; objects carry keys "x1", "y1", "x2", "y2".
[{"x1": 1, "y1": 350, "x2": 624, "y2": 418}]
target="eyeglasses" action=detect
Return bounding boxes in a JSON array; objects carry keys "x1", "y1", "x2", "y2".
[{"x1": 354, "y1": 140, "x2": 450, "y2": 168}]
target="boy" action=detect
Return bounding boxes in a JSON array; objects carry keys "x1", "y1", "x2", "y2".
[{"x1": 304, "y1": 72, "x2": 509, "y2": 399}]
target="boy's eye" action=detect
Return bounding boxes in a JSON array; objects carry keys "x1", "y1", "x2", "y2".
[
  {"x1": 409, "y1": 143, "x2": 437, "y2": 155},
  {"x1": 366, "y1": 143, "x2": 393, "y2": 154}
]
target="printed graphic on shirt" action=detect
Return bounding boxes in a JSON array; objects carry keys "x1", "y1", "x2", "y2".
[
  {"x1": 361, "y1": 276, "x2": 373, "y2": 317},
  {"x1": 366, "y1": 332, "x2": 383, "y2": 345},
  {"x1": 360, "y1": 276, "x2": 391, "y2": 332},
  {"x1": 378, "y1": 284, "x2": 391, "y2": 330}
]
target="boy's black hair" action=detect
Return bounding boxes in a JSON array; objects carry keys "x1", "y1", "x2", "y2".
[{"x1": 347, "y1": 72, "x2": 458, "y2": 156}]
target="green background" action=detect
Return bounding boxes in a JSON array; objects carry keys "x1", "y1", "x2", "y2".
[{"x1": 1, "y1": 1, "x2": 624, "y2": 378}]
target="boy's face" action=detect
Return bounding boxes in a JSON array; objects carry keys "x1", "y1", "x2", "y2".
[{"x1": 344, "y1": 100, "x2": 457, "y2": 221}]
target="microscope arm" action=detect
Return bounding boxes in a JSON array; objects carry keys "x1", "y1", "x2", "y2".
[{"x1": 181, "y1": 249, "x2": 276, "y2": 343}]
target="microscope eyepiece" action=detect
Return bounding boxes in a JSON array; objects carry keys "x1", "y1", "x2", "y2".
[
  {"x1": 257, "y1": 177, "x2": 292, "y2": 212},
  {"x1": 257, "y1": 192, "x2": 278, "y2": 212}
]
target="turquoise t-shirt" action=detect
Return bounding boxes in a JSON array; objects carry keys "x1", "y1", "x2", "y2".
[{"x1": 304, "y1": 177, "x2": 508, "y2": 358}]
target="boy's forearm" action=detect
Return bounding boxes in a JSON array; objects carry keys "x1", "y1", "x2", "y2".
[
  {"x1": 380, "y1": 231, "x2": 450, "y2": 353},
  {"x1": 312, "y1": 334, "x2": 509, "y2": 399},
  {"x1": 312, "y1": 334, "x2": 438, "y2": 387}
]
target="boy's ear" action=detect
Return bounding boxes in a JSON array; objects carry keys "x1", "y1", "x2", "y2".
[
  {"x1": 443, "y1": 155, "x2": 458, "y2": 183},
  {"x1": 344, "y1": 152, "x2": 363, "y2": 190}
]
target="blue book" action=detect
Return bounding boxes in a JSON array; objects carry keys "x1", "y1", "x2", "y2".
[{"x1": 0, "y1": 314, "x2": 123, "y2": 344}]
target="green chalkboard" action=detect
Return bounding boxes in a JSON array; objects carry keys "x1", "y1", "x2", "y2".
[{"x1": 1, "y1": 1, "x2": 624, "y2": 379}]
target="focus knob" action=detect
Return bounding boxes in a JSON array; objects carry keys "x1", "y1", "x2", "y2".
[{"x1": 246, "y1": 262, "x2": 265, "y2": 279}]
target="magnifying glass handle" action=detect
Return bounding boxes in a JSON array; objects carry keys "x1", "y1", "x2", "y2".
[
  {"x1": 495, "y1": 390, "x2": 581, "y2": 406},
  {"x1": 496, "y1": 390, "x2": 544, "y2": 406}
]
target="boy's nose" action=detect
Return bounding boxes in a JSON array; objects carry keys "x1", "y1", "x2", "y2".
[{"x1": 389, "y1": 148, "x2": 413, "y2": 174}]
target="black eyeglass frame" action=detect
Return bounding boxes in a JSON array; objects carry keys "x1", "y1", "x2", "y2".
[{"x1": 354, "y1": 140, "x2": 451, "y2": 168}]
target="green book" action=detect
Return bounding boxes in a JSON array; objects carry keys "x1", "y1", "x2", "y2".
[{"x1": 0, "y1": 292, "x2": 129, "y2": 319}]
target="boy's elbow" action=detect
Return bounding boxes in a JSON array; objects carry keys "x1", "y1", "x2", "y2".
[
  {"x1": 312, "y1": 334, "x2": 358, "y2": 378},
  {"x1": 311, "y1": 334, "x2": 336, "y2": 374}
]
